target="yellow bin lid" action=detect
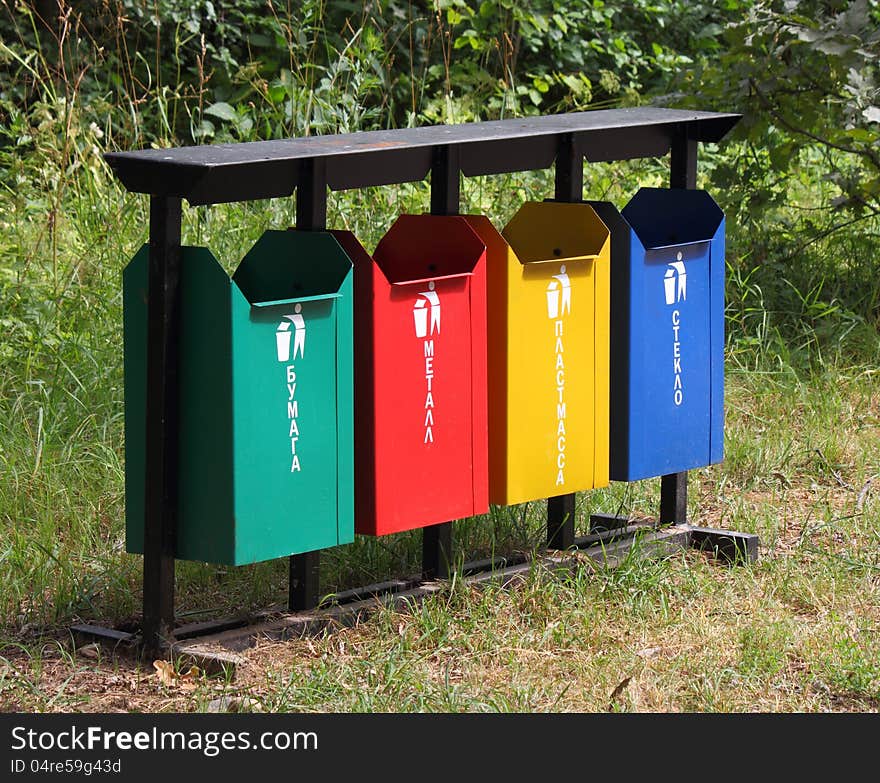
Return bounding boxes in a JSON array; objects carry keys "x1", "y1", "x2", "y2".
[{"x1": 502, "y1": 201, "x2": 609, "y2": 265}]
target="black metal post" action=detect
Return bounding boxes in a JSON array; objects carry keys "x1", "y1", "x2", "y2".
[
  {"x1": 546, "y1": 133, "x2": 583, "y2": 551},
  {"x1": 421, "y1": 145, "x2": 459, "y2": 581},
  {"x1": 295, "y1": 158, "x2": 328, "y2": 230},
  {"x1": 142, "y1": 196, "x2": 182, "y2": 658},
  {"x1": 554, "y1": 132, "x2": 583, "y2": 204},
  {"x1": 670, "y1": 127, "x2": 698, "y2": 190},
  {"x1": 659, "y1": 472, "x2": 688, "y2": 525},
  {"x1": 430, "y1": 144, "x2": 460, "y2": 216},
  {"x1": 289, "y1": 550, "x2": 322, "y2": 611},
  {"x1": 422, "y1": 524, "x2": 453, "y2": 581},
  {"x1": 660, "y1": 126, "x2": 698, "y2": 526},
  {"x1": 289, "y1": 158, "x2": 328, "y2": 611}
]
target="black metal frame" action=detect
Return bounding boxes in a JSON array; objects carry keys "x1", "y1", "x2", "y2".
[
  {"x1": 98, "y1": 108, "x2": 756, "y2": 658},
  {"x1": 659, "y1": 127, "x2": 698, "y2": 529},
  {"x1": 142, "y1": 196, "x2": 181, "y2": 655}
]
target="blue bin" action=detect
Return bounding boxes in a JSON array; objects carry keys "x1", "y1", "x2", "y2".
[{"x1": 588, "y1": 188, "x2": 725, "y2": 482}]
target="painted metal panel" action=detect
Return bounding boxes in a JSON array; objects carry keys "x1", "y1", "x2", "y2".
[
  {"x1": 346, "y1": 216, "x2": 489, "y2": 536},
  {"x1": 123, "y1": 231, "x2": 354, "y2": 565},
  {"x1": 465, "y1": 201, "x2": 610, "y2": 506},
  {"x1": 591, "y1": 188, "x2": 725, "y2": 482}
]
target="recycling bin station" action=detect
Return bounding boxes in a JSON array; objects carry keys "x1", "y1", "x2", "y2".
[
  {"x1": 340, "y1": 215, "x2": 489, "y2": 536},
  {"x1": 123, "y1": 230, "x2": 355, "y2": 565},
  {"x1": 96, "y1": 108, "x2": 756, "y2": 658},
  {"x1": 463, "y1": 203, "x2": 610, "y2": 506},
  {"x1": 589, "y1": 188, "x2": 725, "y2": 482}
]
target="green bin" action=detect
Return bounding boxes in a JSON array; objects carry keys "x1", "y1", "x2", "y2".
[{"x1": 123, "y1": 230, "x2": 355, "y2": 565}]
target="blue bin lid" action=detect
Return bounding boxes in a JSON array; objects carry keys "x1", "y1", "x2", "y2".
[{"x1": 621, "y1": 188, "x2": 723, "y2": 250}]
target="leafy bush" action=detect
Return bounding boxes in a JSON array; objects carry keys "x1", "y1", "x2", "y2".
[{"x1": 673, "y1": 0, "x2": 880, "y2": 364}]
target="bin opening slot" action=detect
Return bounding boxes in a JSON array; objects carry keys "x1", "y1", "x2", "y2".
[
  {"x1": 390, "y1": 271, "x2": 473, "y2": 287},
  {"x1": 520, "y1": 253, "x2": 600, "y2": 266},
  {"x1": 643, "y1": 239, "x2": 711, "y2": 252},
  {"x1": 252, "y1": 293, "x2": 341, "y2": 308}
]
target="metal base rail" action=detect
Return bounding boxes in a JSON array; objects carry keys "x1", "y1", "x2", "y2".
[{"x1": 72, "y1": 518, "x2": 758, "y2": 673}]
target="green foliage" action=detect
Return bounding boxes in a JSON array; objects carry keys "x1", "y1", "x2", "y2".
[
  {"x1": 1, "y1": 0, "x2": 745, "y2": 147},
  {"x1": 687, "y1": 0, "x2": 879, "y2": 215},
  {"x1": 669, "y1": 0, "x2": 880, "y2": 366},
  {"x1": 430, "y1": 0, "x2": 734, "y2": 118}
]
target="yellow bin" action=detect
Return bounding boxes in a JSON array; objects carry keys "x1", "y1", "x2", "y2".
[{"x1": 463, "y1": 202, "x2": 610, "y2": 506}]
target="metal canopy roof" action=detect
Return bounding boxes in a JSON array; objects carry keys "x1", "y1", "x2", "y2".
[{"x1": 104, "y1": 107, "x2": 741, "y2": 206}]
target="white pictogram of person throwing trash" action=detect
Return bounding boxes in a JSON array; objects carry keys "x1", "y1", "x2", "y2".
[
  {"x1": 664, "y1": 252, "x2": 687, "y2": 305},
  {"x1": 546, "y1": 265, "x2": 572, "y2": 319},
  {"x1": 413, "y1": 281, "x2": 441, "y2": 338},
  {"x1": 276, "y1": 303, "x2": 306, "y2": 362}
]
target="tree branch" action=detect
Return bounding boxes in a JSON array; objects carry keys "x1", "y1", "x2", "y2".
[
  {"x1": 780, "y1": 210, "x2": 880, "y2": 265},
  {"x1": 750, "y1": 78, "x2": 880, "y2": 172}
]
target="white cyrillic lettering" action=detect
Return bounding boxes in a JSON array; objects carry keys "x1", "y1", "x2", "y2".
[
  {"x1": 422, "y1": 335, "x2": 437, "y2": 444},
  {"x1": 554, "y1": 316, "x2": 567, "y2": 484},
  {"x1": 671, "y1": 309, "x2": 683, "y2": 406}
]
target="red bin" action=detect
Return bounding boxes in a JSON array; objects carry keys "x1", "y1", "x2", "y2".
[{"x1": 333, "y1": 216, "x2": 489, "y2": 536}]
